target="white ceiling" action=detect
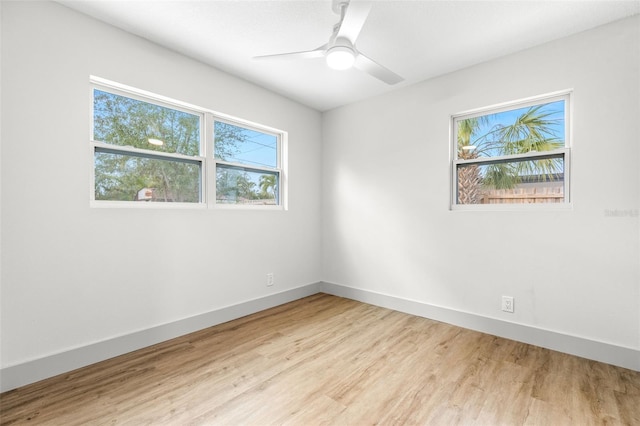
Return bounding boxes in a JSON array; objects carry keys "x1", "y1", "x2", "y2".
[{"x1": 58, "y1": 0, "x2": 639, "y2": 111}]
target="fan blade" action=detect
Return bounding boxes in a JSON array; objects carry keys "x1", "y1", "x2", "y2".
[
  {"x1": 354, "y1": 53, "x2": 404, "y2": 85},
  {"x1": 254, "y1": 45, "x2": 326, "y2": 61},
  {"x1": 337, "y1": 1, "x2": 372, "y2": 43}
]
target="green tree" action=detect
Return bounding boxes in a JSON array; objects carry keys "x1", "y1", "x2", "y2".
[
  {"x1": 216, "y1": 168, "x2": 259, "y2": 203},
  {"x1": 456, "y1": 117, "x2": 484, "y2": 204},
  {"x1": 215, "y1": 122, "x2": 272, "y2": 202},
  {"x1": 94, "y1": 91, "x2": 271, "y2": 204},
  {"x1": 457, "y1": 105, "x2": 563, "y2": 204},
  {"x1": 214, "y1": 122, "x2": 245, "y2": 162},
  {"x1": 258, "y1": 174, "x2": 277, "y2": 200},
  {"x1": 93, "y1": 90, "x2": 200, "y2": 202}
]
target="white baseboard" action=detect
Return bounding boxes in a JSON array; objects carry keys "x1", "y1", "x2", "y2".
[
  {"x1": 0, "y1": 283, "x2": 322, "y2": 393},
  {"x1": 319, "y1": 281, "x2": 640, "y2": 372},
  {"x1": 3, "y1": 281, "x2": 637, "y2": 393}
]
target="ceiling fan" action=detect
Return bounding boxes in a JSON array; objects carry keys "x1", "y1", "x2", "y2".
[{"x1": 254, "y1": 0, "x2": 404, "y2": 85}]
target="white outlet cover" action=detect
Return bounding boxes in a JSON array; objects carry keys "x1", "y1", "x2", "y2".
[{"x1": 501, "y1": 296, "x2": 514, "y2": 313}]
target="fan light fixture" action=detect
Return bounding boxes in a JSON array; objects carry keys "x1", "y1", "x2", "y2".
[
  {"x1": 254, "y1": 1, "x2": 404, "y2": 85},
  {"x1": 326, "y1": 46, "x2": 355, "y2": 70}
]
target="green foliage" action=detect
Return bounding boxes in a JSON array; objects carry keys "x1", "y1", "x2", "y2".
[
  {"x1": 483, "y1": 163, "x2": 520, "y2": 190},
  {"x1": 212, "y1": 123, "x2": 278, "y2": 204},
  {"x1": 94, "y1": 90, "x2": 279, "y2": 204},
  {"x1": 93, "y1": 90, "x2": 201, "y2": 202},
  {"x1": 259, "y1": 174, "x2": 277, "y2": 199},
  {"x1": 94, "y1": 90, "x2": 200, "y2": 155},
  {"x1": 228, "y1": 171, "x2": 257, "y2": 201},
  {"x1": 457, "y1": 104, "x2": 564, "y2": 190},
  {"x1": 216, "y1": 167, "x2": 277, "y2": 204},
  {"x1": 214, "y1": 122, "x2": 245, "y2": 161}
]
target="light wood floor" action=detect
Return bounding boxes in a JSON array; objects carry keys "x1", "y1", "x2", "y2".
[{"x1": 1, "y1": 293, "x2": 639, "y2": 425}]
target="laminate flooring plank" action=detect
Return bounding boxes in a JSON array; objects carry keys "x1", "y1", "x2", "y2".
[{"x1": 1, "y1": 293, "x2": 639, "y2": 425}]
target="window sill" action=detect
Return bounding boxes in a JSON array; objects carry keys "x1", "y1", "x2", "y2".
[{"x1": 450, "y1": 203, "x2": 573, "y2": 212}]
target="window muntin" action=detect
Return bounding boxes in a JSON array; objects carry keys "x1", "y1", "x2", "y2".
[
  {"x1": 90, "y1": 79, "x2": 286, "y2": 208},
  {"x1": 452, "y1": 93, "x2": 570, "y2": 208},
  {"x1": 214, "y1": 120, "x2": 281, "y2": 206}
]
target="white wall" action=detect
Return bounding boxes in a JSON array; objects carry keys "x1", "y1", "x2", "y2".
[
  {"x1": 1, "y1": 1, "x2": 322, "y2": 370},
  {"x1": 322, "y1": 16, "x2": 639, "y2": 352}
]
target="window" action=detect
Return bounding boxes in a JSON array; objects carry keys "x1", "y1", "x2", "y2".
[
  {"x1": 214, "y1": 121, "x2": 281, "y2": 205},
  {"x1": 90, "y1": 78, "x2": 286, "y2": 208},
  {"x1": 92, "y1": 89, "x2": 204, "y2": 203},
  {"x1": 451, "y1": 92, "x2": 571, "y2": 208}
]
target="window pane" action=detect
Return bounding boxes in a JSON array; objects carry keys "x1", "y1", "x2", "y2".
[
  {"x1": 216, "y1": 165, "x2": 278, "y2": 205},
  {"x1": 214, "y1": 121, "x2": 277, "y2": 169},
  {"x1": 95, "y1": 151, "x2": 201, "y2": 202},
  {"x1": 93, "y1": 89, "x2": 200, "y2": 156},
  {"x1": 456, "y1": 100, "x2": 565, "y2": 160},
  {"x1": 456, "y1": 156, "x2": 564, "y2": 205}
]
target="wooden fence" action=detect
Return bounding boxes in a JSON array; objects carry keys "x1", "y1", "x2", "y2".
[{"x1": 480, "y1": 186, "x2": 564, "y2": 204}]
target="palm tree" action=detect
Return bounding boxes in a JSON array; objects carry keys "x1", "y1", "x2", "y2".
[
  {"x1": 457, "y1": 105, "x2": 564, "y2": 204},
  {"x1": 456, "y1": 117, "x2": 483, "y2": 204},
  {"x1": 259, "y1": 174, "x2": 277, "y2": 200}
]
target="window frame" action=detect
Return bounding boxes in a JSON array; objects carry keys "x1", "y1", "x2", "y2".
[
  {"x1": 89, "y1": 76, "x2": 287, "y2": 210},
  {"x1": 212, "y1": 118, "x2": 285, "y2": 209},
  {"x1": 450, "y1": 91, "x2": 572, "y2": 211}
]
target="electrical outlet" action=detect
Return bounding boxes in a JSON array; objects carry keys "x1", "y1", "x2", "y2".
[
  {"x1": 266, "y1": 273, "x2": 274, "y2": 287},
  {"x1": 501, "y1": 296, "x2": 514, "y2": 313}
]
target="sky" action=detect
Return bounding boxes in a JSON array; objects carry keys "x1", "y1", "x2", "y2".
[
  {"x1": 221, "y1": 125, "x2": 278, "y2": 169},
  {"x1": 462, "y1": 99, "x2": 565, "y2": 158}
]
